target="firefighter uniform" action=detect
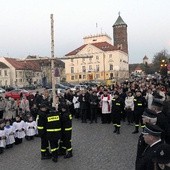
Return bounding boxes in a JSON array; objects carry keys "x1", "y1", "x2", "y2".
[
  {"x1": 46, "y1": 109, "x2": 61, "y2": 162},
  {"x1": 111, "y1": 92, "x2": 124, "y2": 134},
  {"x1": 37, "y1": 104, "x2": 51, "y2": 160},
  {"x1": 132, "y1": 92, "x2": 147, "y2": 134},
  {"x1": 59, "y1": 104, "x2": 73, "y2": 158}
]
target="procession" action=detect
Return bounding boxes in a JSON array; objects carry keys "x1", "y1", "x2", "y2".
[{"x1": 0, "y1": 75, "x2": 170, "y2": 169}]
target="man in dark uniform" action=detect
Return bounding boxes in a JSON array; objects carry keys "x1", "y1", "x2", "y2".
[
  {"x1": 136, "y1": 123, "x2": 164, "y2": 170},
  {"x1": 59, "y1": 104, "x2": 73, "y2": 158},
  {"x1": 132, "y1": 90, "x2": 147, "y2": 134},
  {"x1": 153, "y1": 144, "x2": 170, "y2": 170},
  {"x1": 45, "y1": 108, "x2": 61, "y2": 162},
  {"x1": 151, "y1": 99, "x2": 170, "y2": 144},
  {"x1": 37, "y1": 103, "x2": 51, "y2": 160},
  {"x1": 111, "y1": 91, "x2": 124, "y2": 134}
]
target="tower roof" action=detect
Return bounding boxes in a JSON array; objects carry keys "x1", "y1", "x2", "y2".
[
  {"x1": 113, "y1": 15, "x2": 127, "y2": 27},
  {"x1": 143, "y1": 55, "x2": 148, "y2": 60}
]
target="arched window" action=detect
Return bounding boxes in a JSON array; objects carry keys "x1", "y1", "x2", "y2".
[{"x1": 110, "y1": 64, "x2": 113, "y2": 71}]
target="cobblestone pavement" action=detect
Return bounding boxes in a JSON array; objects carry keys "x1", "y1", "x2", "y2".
[{"x1": 0, "y1": 119, "x2": 140, "y2": 170}]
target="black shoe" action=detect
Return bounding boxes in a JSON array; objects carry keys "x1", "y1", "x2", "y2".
[
  {"x1": 41, "y1": 155, "x2": 52, "y2": 160},
  {"x1": 117, "y1": 130, "x2": 120, "y2": 134},
  {"x1": 132, "y1": 130, "x2": 139, "y2": 134},
  {"x1": 52, "y1": 157, "x2": 58, "y2": 162},
  {"x1": 64, "y1": 152, "x2": 73, "y2": 159},
  {"x1": 113, "y1": 129, "x2": 117, "y2": 133}
]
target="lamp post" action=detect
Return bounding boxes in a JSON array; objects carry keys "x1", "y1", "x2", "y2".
[{"x1": 160, "y1": 59, "x2": 167, "y2": 77}]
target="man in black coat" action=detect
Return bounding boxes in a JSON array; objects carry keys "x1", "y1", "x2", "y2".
[
  {"x1": 136, "y1": 123, "x2": 164, "y2": 170},
  {"x1": 89, "y1": 91, "x2": 99, "y2": 124},
  {"x1": 78, "y1": 90, "x2": 89, "y2": 123},
  {"x1": 151, "y1": 99, "x2": 170, "y2": 144}
]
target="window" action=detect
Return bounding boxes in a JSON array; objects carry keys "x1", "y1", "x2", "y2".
[
  {"x1": 5, "y1": 80, "x2": 7, "y2": 86},
  {"x1": 110, "y1": 64, "x2": 113, "y2": 71},
  {"x1": 71, "y1": 67, "x2": 74, "y2": 73},
  {"x1": 19, "y1": 79, "x2": 22, "y2": 83},
  {"x1": 96, "y1": 65, "x2": 99, "y2": 71},
  {"x1": 89, "y1": 65, "x2": 92, "y2": 71},
  {"x1": 71, "y1": 76, "x2": 74, "y2": 80},
  {"x1": 4, "y1": 70, "x2": 8, "y2": 76},
  {"x1": 83, "y1": 75, "x2": 86, "y2": 79},
  {"x1": 109, "y1": 54, "x2": 112, "y2": 58},
  {"x1": 0, "y1": 70, "x2": 1, "y2": 76},
  {"x1": 82, "y1": 58, "x2": 85, "y2": 62},
  {"x1": 82, "y1": 66, "x2": 86, "y2": 72},
  {"x1": 96, "y1": 56, "x2": 99, "y2": 60},
  {"x1": 96, "y1": 74, "x2": 100, "y2": 79},
  {"x1": 0, "y1": 80, "x2": 2, "y2": 86},
  {"x1": 75, "y1": 75, "x2": 78, "y2": 79},
  {"x1": 79, "y1": 75, "x2": 82, "y2": 79},
  {"x1": 37, "y1": 73, "x2": 39, "y2": 76},
  {"x1": 71, "y1": 58, "x2": 74, "y2": 62}
]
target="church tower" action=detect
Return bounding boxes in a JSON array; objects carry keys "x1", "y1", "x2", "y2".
[{"x1": 113, "y1": 14, "x2": 128, "y2": 54}]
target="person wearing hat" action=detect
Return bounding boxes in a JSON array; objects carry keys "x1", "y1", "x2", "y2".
[
  {"x1": 151, "y1": 99, "x2": 170, "y2": 144},
  {"x1": 153, "y1": 144, "x2": 170, "y2": 170},
  {"x1": 136, "y1": 123, "x2": 164, "y2": 170},
  {"x1": 37, "y1": 103, "x2": 51, "y2": 160},
  {"x1": 132, "y1": 90, "x2": 147, "y2": 134},
  {"x1": 162, "y1": 91, "x2": 170, "y2": 124},
  {"x1": 58, "y1": 104, "x2": 73, "y2": 158},
  {"x1": 111, "y1": 91, "x2": 124, "y2": 134}
]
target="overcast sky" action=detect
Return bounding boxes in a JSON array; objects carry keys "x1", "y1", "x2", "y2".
[{"x1": 0, "y1": 0, "x2": 170, "y2": 63}]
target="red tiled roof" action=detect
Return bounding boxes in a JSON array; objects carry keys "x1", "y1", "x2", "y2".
[
  {"x1": 135, "y1": 65, "x2": 142, "y2": 71},
  {"x1": 92, "y1": 42, "x2": 117, "y2": 51},
  {"x1": 65, "y1": 44, "x2": 87, "y2": 56},
  {"x1": 5, "y1": 58, "x2": 41, "y2": 71},
  {"x1": 65, "y1": 42, "x2": 118, "y2": 56}
]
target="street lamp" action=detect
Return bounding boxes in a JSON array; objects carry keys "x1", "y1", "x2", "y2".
[{"x1": 160, "y1": 59, "x2": 167, "y2": 77}]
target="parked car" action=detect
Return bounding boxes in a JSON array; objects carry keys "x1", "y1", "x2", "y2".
[
  {"x1": 71, "y1": 85, "x2": 87, "y2": 91},
  {"x1": 24, "y1": 85, "x2": 36, "y2": 90},
  {"x1": 61, "y1": 82, "x2": 75, "y2": 88},
  {"x1": 48, "y1": 88, "x2": 65, "y2": 96},
  {"x1": 5, "y1": 89, "x2": 31, "y2": 100},
  {"x1": 55, "y1": 83, "x2": 69, "y2": 89},
  {"x1": 0, "y1": 87, "x2": 5, "y2": 93}
]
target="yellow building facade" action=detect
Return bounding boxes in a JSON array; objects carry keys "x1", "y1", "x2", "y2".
[{"x1": 63, "y1": 34, "x2": 129, "y2": 83}]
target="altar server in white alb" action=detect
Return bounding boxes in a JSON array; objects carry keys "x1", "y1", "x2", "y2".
[
  {"x1": 4, "y1": 119, "x2": 15, "y2": 148},
  {"x1": 13, "y1": 115, "x2": 25, "y2": 145},
  {"x1": 25, "y1": 116, "x2": 37, "y2": 141},
  {"x1": 0, "y1": 119, "x2": 6, "y2": 154}
]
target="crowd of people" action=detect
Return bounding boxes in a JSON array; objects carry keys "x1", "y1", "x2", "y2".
[{"x1": 0, "y1": 76, "x2": 170, "y2": 168}]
